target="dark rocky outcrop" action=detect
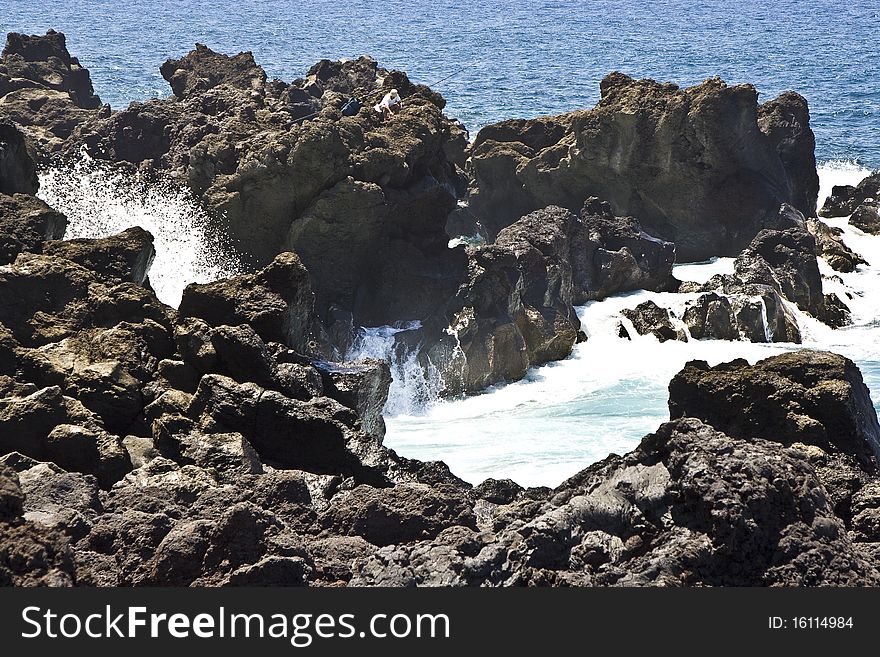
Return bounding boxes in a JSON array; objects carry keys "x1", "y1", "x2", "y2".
[
  {"x1": 179, "y1": 252, "x2": 315, "y2": 352},
  {"x1": 0, "y1": 31, "x2": 107, "y2": 154},
  {"x1": 317, "y1": 483, "x2": 477, "y2": 547},
  {"x1": 668, "y1": 351, "x2": 880, "y2": 468},
  {"x1": 468, "y1": 73, "x2": 818, "y2": 261},
  {"x1": 574, "y1": 197, "x2": 676, "y2": 301},
  {"x1": 668, "y1": 351, "x2": 880, "y2": 526},
  {"x1": 42, "y1": 227, "x2": 155, "y2": 284},
  {"x1": 807, "y1": 217, "x2": 867, "y2": 272},
  {"x1": 850, "y1": 202, "x2": 880, "y2": 235},
  {"x1": 674, "y1": 205, "x2": 848, "y2": 341},
  {"x1": 66, "y1": 44, "x2": 469, "y2": 333},
  {"x1": 820, "y1": 171, "x2": 880, "y2": 218},
  {"x1": 0, "y1": 193, "x2": 67, "y2": 265},
  {"x1": 0, "y1": 464, "x2": 77, "y2": 585},
  {"x1": 3, "y1": 33, "x2": 880, "y2": 590},
  {"x1": 429, "y1": 206, "x2": 584, "y2": 393},
  {"x1": 620, "y1": 301, "x2": 687, "y2": 342},
  {"x1": 756, "y1": 92, "x2": 820, "y2": 217},
  {"x1": 0, "y1": 121, "x2": 38, "y2": 195}
]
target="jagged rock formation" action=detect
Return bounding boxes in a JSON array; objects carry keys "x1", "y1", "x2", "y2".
[
  {"x1": 0, "y1": 30, "x2": 107, "y2": 154},
  {"x1": 673, "y1": 205, "x2": 849, "y2": 342},
  {"x1": 423, "y1": 200, "x2": 676, "y2": 393},
  {"x1": 468, "y1": 73, "x2": 818, "y2": 261},
  {"x1": 807, "y1": 217, "x2": 867, "y2": 272},
  {"x1": 3, "y1": 37, "x2": 880, "y2": 588},
  {"x1": 820, "y1": 171, "x2": 880, "y2": 218},
  {"x1": 0, "y1": 121, "x2": 38, "y2": 195},
  {"x1": 620, "y1": 301, "x2": 687, "y2": 343},
  {"x1": 69, "y1": 43, "x2": 469, "y2": 332}
]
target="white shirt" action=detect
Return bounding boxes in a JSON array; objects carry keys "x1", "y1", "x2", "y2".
[{"x1": 378, "y1": 91, "x2": 401, "y2": 108}]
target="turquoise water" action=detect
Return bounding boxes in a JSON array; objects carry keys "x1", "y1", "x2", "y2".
[{"x1": 3, "y1": 0, "x2": 879, "y2": 163}]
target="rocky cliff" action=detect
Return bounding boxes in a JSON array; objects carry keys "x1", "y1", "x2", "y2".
[
  {"x1": 468, "y1": 72, "x2": 819, "y2": 261},
  {"x1": 2, "y1": 113, "x2": 880, "y2": 586}
]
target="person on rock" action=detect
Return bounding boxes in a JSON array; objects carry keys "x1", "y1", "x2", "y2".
[{"x1": 375, "y1": 88, "x2": 402, "y2": 121}]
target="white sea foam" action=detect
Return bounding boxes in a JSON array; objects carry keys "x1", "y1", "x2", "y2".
[
  {"x1": 344, "y1": 321, "x2": 444, "y2": 417},
  {"x1": 384, "y1": 161, "x2": 880, "y2": 487},
  {"x1": 38, "y1": 155, "x2": 245, "y2": 307}
]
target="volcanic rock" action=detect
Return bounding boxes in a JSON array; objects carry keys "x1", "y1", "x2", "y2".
[
  {"x1": 468, "y1": 73, "x2": 818, "y2": 260},
  {"x1": 807, "y1": 217, "x2": 867, "y2": 272},
  {"x1": 318, "y1": 483, "x2": 477, "y2": 547},
  {"x1": 42, "y1": 227, "x2": 155, "y2": 284},
  {"x1": 0, "y1": 31, "x2": 106, "y2": 154},
  {"x1": 620, "y1": 300, "x2": 687, "y2": 342},
  {"x1": 179, "y1": 252, "x2": 314, "y2": 352},
  {"x1": 668, "y1": 351, "x2": 880, "y2": 469},
  {"x1": 0, "y1": 193, "x2": 67, "y2": 265},
  {"x1": 820, "y1": 171, "x2": 880, "y2": 218},
  {"x1": 0, "y1": 121, "x2": 38, "y2": 195}
]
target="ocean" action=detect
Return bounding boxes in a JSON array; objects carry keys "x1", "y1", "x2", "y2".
[
  {"x1": 5, "y1": 0, "x2": 880, "y2": 487},
  {"x1": 3, "y1": 0, "x2": 879, "y2": 162}
]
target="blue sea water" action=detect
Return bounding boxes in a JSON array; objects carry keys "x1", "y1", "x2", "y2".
[
  {"x1": 3, "y1": 0, "x2": 879, "y2": 164},
  {"x1": 7, "y1": 1, "x2": 880, "y2": 487}
]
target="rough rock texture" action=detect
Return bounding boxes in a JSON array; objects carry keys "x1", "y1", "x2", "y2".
[
  {"x1": 674, "y1": 205, "x2": 847, "y2": 340},
  {"x1": 431, "y1": 206, "x2": 584, "y2": 393},
  {"x1": 43, "y1": 227, "x2": 155, "y2": 284},
  {"x1": 0, "y1": 193, "x2": 67, "y2": 265},
  {"x1": 2, "y1": 35, "x2": 879, "y2": 589},
  {"x1": 352, "y1": 417, "x2": 880, "y2": 586},
  {"x1": 0, "y1": 31, "x2": 107, "y2": 154},
  {"x1": 669, "y1": 352, "x2": 880, "y2": 468},
  {"x1": 179, "y1": 252, "x2": 315, "y2": 352},
  {"x1": 756, "y1": 92, "x2": 820, "y2": 218},
  {"x1": 0, "y1": 121, "x2": 38, "y2": 195},
  {"x1": 67, "y1": 44, "x2": 468, "y2": 332},
  {"x1": 468, "y1": 73, "x2": 818, "y2": 260},
  {"x1": 807, "y1": 217, "x2": 867, "y2": 272},
  {"x1": 820, "y1": 171, "x2": 880, "y2": 218},
  {"x1": 620, "y1": 301, "x2": 687, "y2": 343},
  {"x1": 575, "y1": 197, "x2": 676, "y2": 301},
  {"x1": 0, "y1": 464, "x2": 76, "y2": 585},
  {"x1": 850, "y1": 203, "x2": 880, "y2": 235}
]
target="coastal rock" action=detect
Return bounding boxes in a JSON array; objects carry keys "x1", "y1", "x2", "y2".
[
  {"x1": 71, "y1": 44, "x2": 468, "y2": 333},
  {"x1": 159, "y1": 43, "x2": 266, "y2": 100},
  {"x1": 42, "y1": 227, "x2": 156, "y2": 285},
  {"x1": 468, "y1": 73, "x2": 817, "y2": 260},
  {"x1": 0, "y1": 251, "x2": 174, "y2": 348},
  {"x1": 668, "y1": 351, "x2": 880, "y2": 470},
  {"x1": 316, "y1": 359, "x2": 391, "y2": 439},
  {"x1": 756, "y1": 92, "x2": 820, "y2": 217},
  {"x1": 0, "y1": 121, "x2": 38, "y2": 195},
  {"x1": 318, "y1": 483, "x2": 477, "y2": 547},
  {"x1": 18, "y1": 463, "x2": 102, "y2": 542},
  {"x1": 179, "y1": 252, "x2": 314, "y2": 352},
  {"x1": 0, "y1": 386, "x2": 131, "y2": 487},
  {"x1": 620, "y1": 301, "x2": 687, "y2": 343},
  {"x1": 434, "y1": 206, "x2": 583, "y2": 393},
  {"x1": 807, "y1": 217, "x2": 867, "y2": 272},
  {"x1": 351, "y1": 417, "x2": 880, "y2": 586},
  {"x1": 0, "y1": 193, "x2": 67, "y2": 265},
  {"x1": 575, "y1": 197, "x2": 676, "y2": 302},
  {"x1": 0, "y1": 31, "x2": 106, "y2": 154},
  {"x1": 734, "y1": 224, "x2": 824, "y2": 318},
  {"x1": 681, "y1": 288, "x2": 801, "y2": 343},
  {"x1": 820, "y1": 171, "x2": 880, "y2": 218},
  {"x1": 183, "y1": 374, "x2": 364, "y2": 476},
  {"x1": 0, "y1": 464, "x2": 76, "y2": 586},
  {"x1": 850, "y1": 202, "x2": 880, "y2": 235}
]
